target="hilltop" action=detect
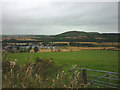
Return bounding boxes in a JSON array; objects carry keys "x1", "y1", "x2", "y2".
[
  {"x1": 50, "y1": 31, "x2": 119, "y2": 42},
  {"x1": 53, "y1": 31, "x2": 100, "y2": 37}
]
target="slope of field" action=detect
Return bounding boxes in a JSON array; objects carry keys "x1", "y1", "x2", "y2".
[{"x1": 7, "y1": 50, "x2": 118, "y2": 72}]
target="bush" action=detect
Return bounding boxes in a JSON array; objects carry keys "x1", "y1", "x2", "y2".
[
  {"x1": 2, "y1": 57, "x2": 89, "y2": 88},
  {"x1": 34, "y1": 47, "x2": 39, "y2": 52},
  {"x1": 33, "y1": 58, "x2": 59, "y2": 79}
]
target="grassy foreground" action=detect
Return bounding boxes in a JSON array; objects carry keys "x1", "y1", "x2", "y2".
[
  {"x1": 7, "y1": 50, "x2": 118, "y2": 72},
  {"x1": 2, "y1": 50, "x2": 119, "y2": 88},
  {"x1": 3, "y1": 56, "x2": 89, "y2": 88}
]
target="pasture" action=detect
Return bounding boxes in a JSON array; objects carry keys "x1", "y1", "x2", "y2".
[{"x1": 6, "y1": 50, "x2": 118, "y2": 72}]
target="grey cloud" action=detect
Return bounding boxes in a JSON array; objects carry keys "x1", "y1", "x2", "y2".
[{"x1": 2, "y1": 2, "x2": 118, "y2": 35}]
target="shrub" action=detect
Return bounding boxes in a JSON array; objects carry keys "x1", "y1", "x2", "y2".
[
  {"x1": 2, "y1": 56, "x2": 89, "y2": 88},
  {"x1": 34, "y1": 47, "x2": 39, "y2": 52},
  {"x1": 33, "y1": 57, "x2": 59, "y2": 79}
]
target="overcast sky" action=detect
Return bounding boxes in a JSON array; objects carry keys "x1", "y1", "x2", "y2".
[{"x1": 2, "y1": 2, "x2": 118, "y2": 35}]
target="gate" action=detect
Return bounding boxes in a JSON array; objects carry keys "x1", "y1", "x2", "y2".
[{"x1": 77, "y1": 68, "x2": 120, "y2": 88}]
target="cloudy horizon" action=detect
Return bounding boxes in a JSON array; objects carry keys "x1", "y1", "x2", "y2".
[{"x1": 2, "y1": 2, "x2": 118, "y2": 35}]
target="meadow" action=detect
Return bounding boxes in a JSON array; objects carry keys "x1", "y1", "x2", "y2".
[{"x1": 7, "y1": 50, "x2": 118, "y2": 72}]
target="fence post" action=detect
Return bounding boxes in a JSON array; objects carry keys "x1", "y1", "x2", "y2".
[
  {"x1": 82, "y1": 69, "x2": 87, "y2": 85},
  {"x1": 109, "y1": 73, "x2": 111, "y2": 85}
]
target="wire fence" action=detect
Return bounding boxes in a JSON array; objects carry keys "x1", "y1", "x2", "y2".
[{"x1": 77, "y1": 67, "x2": 120, "y2": 88}]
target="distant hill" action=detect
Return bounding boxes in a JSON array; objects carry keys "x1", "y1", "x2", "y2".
[
  {"x1": 53, "y1": 31, "x2": 100, "y2": 37},
  {"x1": 2, "y1": 31, "x2": 120, "y2": 42},
  {"x1": 50, "y1": 31, "x2": 119, "y2": 42}
]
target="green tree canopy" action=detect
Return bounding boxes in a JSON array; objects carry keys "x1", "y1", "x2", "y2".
[{"x1": 34, "y1": 47, "x2": 39, "y2": 52}]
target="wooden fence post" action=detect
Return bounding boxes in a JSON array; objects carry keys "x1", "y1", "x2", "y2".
[
  {"x1": 82, "y1": 69, "x2": 87, "y2": 85},
  {"x1": 109, "y1": 73, "x2": 111, "y2": 85}
]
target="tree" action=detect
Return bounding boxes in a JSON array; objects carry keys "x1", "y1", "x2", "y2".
[
  {"x1": 34, "y1": 47, "x2": 39, "y2": 52},
  {"x1": 28, "y1": 46, "x2": 32, "y2": 52},
  {"x1": 16, "y1": 46, "x2": 19, "y2": 50}
]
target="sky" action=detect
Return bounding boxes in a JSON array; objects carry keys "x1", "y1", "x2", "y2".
[{"x1": 1, "y1": 1, "x2": 118, "y2": 35}]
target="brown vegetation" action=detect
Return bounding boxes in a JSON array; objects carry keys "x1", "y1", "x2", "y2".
[{"x1": 2, "y1": 54, "x2": 89, "y2": 88}]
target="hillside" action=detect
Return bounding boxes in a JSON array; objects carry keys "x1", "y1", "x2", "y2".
[
  {"x1": 53, "y1": 31, "x2": 100, "y2": 37},
  {"x1": 50, "y1": 31, "x2": 119, "y2": 42},
  {"x1": 2, "y1": 31, "x2": 120, "y2": 42}
]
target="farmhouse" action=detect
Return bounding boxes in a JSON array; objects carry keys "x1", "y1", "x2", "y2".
[{"x1": 19, "y1": 46, "x2": 30, "y2": 49}]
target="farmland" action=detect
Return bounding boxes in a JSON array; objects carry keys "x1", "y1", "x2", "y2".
[
  {"x1": 2, "y1": 31, "x2": 120, "y2": 88},
  {"x1": 7, "y1": 50, "x2": 118, "y2": 72}
]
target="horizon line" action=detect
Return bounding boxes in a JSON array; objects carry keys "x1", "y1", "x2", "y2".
[{"x1": 2, "y1": 31, "x2": 120, "y2": 36}]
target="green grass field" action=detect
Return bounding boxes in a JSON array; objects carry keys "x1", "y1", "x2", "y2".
[{"x1": 6, "y1": 50, "x2": 118, "y2": 72}]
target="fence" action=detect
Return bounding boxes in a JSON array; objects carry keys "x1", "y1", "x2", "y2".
[{"x1": 77, "y1": 67, "x2": 120, "y2": 88}]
